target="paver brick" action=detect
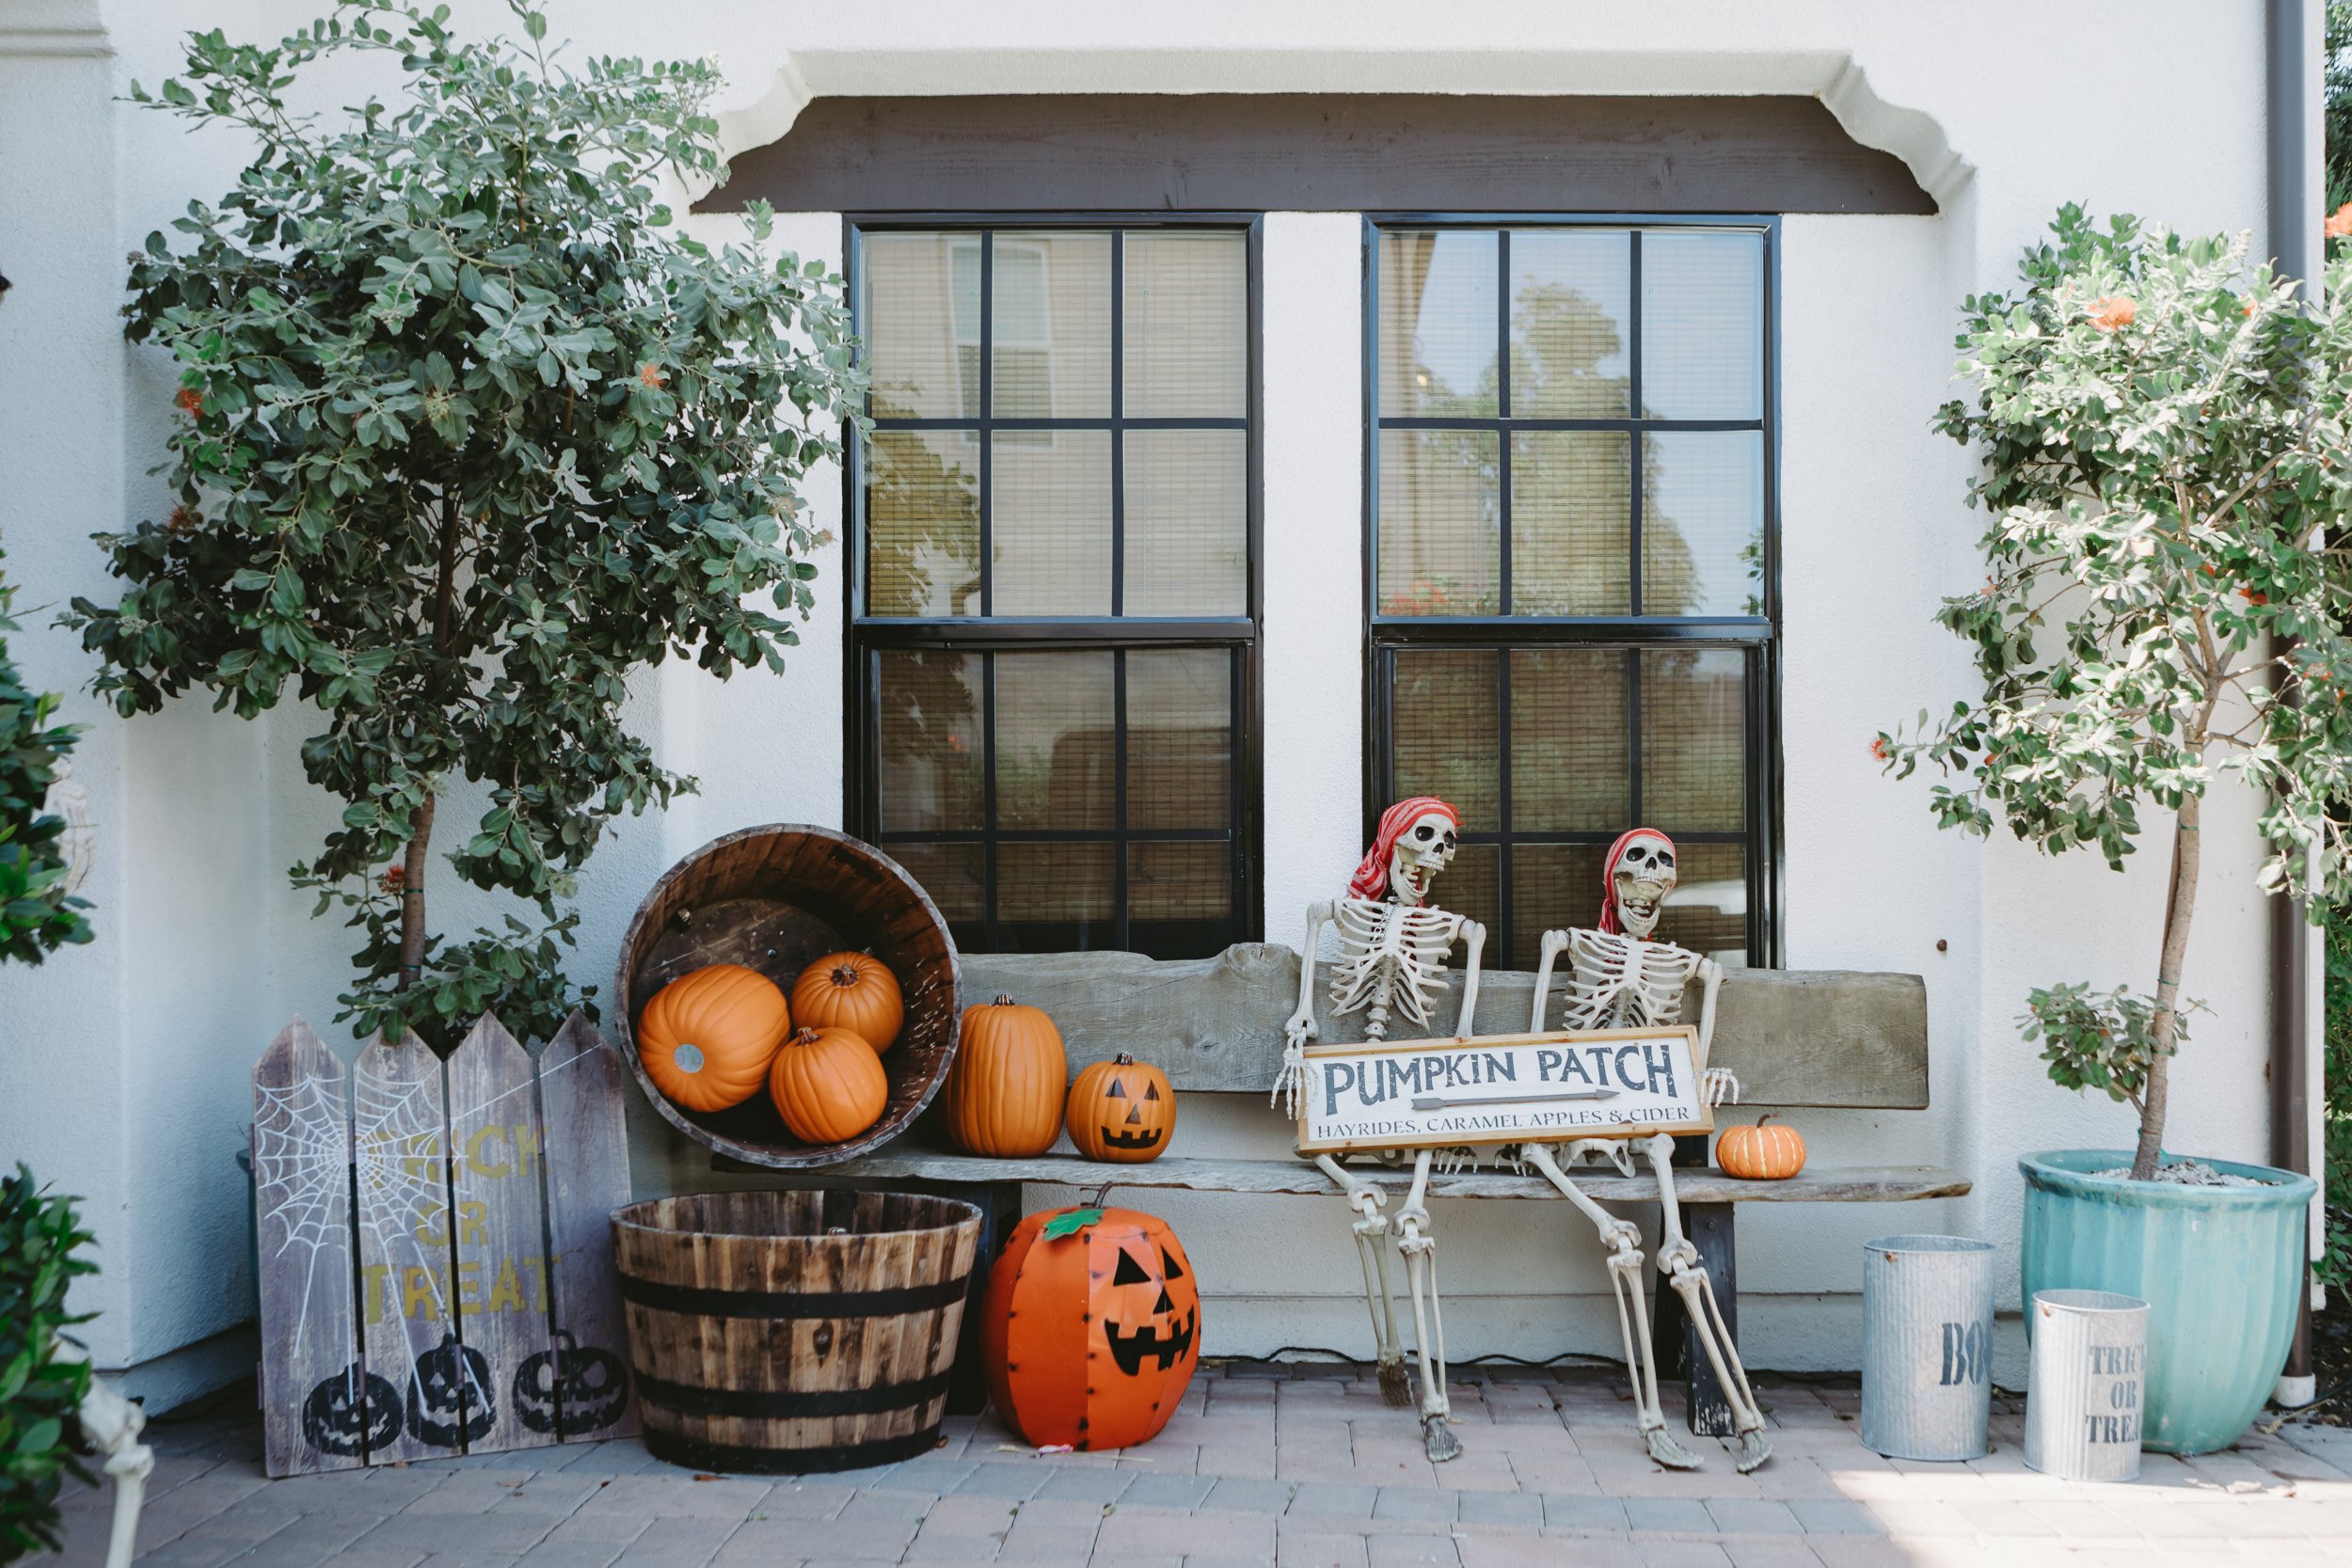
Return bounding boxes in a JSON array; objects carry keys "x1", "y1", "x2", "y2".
[
  {"x1": 1111, "y1": 1470, "x2": 1217, "y2": 1511},
  {"x1": 1200, "y1": 1476, "x2": 1295, "y2": 1513},
  {"x1": 948, "y1": 1460, "x2": 1058, "y2": 1499},
  {"x1": 1286, "y1": 1481, "x2": 1379, "y2": 1519},
  {"x1": 1278, "y1": 1528, "x2": 1372, "y2": 1568},
  {"x1": 1623, "y1": 1496, "x2": 1713, "y2": 1533},
  {"x1": 1451, "y1": 1490, "x2": 1542, "y2": 1528},
  {"x1": 1364, "y1": 1533, "x2": 1462, "y2": 1566},
  {"x1": 1542, "y1": 1495, "x2": 1630, "y2": 1533},
  {"x1": 1032, "y1": 1466, "x2": 1136, "y2": 1503},
  {"x1": 1372, "y1": 1486, "x2": 1458, "y2": 1521},
  {"x1": 1703, "y1": 1497, "x2": 1804, "y2": 1535}
]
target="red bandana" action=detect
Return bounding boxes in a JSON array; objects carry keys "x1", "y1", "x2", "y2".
[{"x1": 1347, "y1": 797, "x2": 1461, "y2": 901}]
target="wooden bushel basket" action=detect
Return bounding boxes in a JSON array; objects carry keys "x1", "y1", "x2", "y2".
[
  {"x1": 615, "y1": 824, "x2": 961, "y2": 1167},
  {"x1": 612, "y1": 1192, "x2": 982, "y2": 1473}
]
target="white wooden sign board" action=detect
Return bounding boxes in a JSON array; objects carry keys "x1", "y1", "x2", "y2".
[{"x1": 1295, "y1": 1026, "x2": 1712, "y2": 1155}]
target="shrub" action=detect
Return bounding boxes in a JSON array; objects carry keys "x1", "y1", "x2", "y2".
[{"x1": 0, "y1": 1166, "x2": 97, "y2": 1565}]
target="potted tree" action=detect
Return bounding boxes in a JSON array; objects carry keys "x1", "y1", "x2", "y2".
[
  {"x1": 1882, "y1": 207, "x2": 2349, "y2": 1452},
  {"x1": 72, "y1": 1, "x2": 865, "y2": 1048}
]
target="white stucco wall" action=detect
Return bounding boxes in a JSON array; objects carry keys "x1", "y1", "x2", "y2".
[{"x1": 0, "y1": 0, "x2": 2299, "y2": 1401}]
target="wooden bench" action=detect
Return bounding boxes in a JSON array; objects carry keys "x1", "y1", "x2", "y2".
[{"x1": 760, "y1": 943, "x2": 1968, "y2": 1434}]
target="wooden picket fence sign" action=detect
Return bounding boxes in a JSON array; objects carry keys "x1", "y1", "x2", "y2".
[{"x1": 250, "y1": 1010, "x2": 639, "y2": 1477}]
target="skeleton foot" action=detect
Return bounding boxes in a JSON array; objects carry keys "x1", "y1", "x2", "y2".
[
  {"x1": 1735, "y1": 1428, "x2": 1773, "y2": 1473},
  {"x1": 1377, "y1": 1354, "x2": 1412, "y2": 1409},
  {"x1": 1644, "y1": 1422, "x2": 1703, "y2": 1470},
  {"x1": 1422, "y1": 1413, "x2": 1463, "y2": 1463}
]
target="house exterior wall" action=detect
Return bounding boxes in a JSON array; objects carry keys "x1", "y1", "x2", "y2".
[{"x1": 0, "y1": 0, "x2": 2295, "y2": 1400}]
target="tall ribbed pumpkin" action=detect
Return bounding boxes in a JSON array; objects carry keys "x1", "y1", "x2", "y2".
[
  {"x1": 981, "y1": 1206, "x2": 1200, "y2": 1450},
  {"x1": 636, "y1": 963, "x2": 791, "y2": 1113},
  {"x1": 790, "y1": 951, "x2": 905, "y2": 1053},
  {"x1": 944, "y1": 996, "x2": 1066, "y2": 1157},
  {"x1": 768, "y1": 1025, "x2": 890, "y2": 1145}
]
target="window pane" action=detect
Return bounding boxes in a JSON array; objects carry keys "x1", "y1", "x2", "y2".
[
  {"x1": 1640, "y1": 230, "x2": 1764, "y2": 421},
  {"x1": 865, "y1": 430, "x2": 981, "y2": 617},
  {"x1": 860, "y1": 232, "x2": 972, "y2": 420},
  {"x1": 1640, "y1": 649, "x2": 1745, "y2": 831},
  {"x1": 995, "y1": 651, "x2": 1117, "y2": 832},
  {"x1": 1644, "y1": 431, "x2": 1764, "y2": 617},
  {"x1": 1510, "y1": 230, "x2": 1630, "y2": 419},
  {"x1": 992, "y1": 431, "x2": 1112, "y2": 615},
  {"x1": 1511, "y1": 432, "x2": 1630, "y2": 616},
  {"x1": 1131, "y1": 841, "x2": 1232, "y2": 930},
  {"x1": 1510, "y1": 844, "x2": 1608, "y2": 971},
  {"x1": 1379, "y1": 230, "x2": 1498, "y2": 419},
  {"x1": 1378, "y1": 429, "x2": 1499, "y2": 616},
  {"x1": 1509, "y1": 649, "x2": 1630, "y2": 832},
  {"x1": 1656, "y1": 840, "x2": 1746, "y2": 962},
  {"x1": 1391, "y1": 650, "x2": 1499, "y2": 828},
  {"x1": 991, "y1": 231, "x2": 1110, "y2": 420},
  {"x1": 1125, "y1": 231, "x2": 1247, "y2": 419},
  {"x1": 998, "y1": 841, "x2": 1116, "y2": 942},
  {"x1": 1128, "y1": 648, "x2": 1232, "y2": 831},
  {"x1": 1436, "y1": 843, "x2": 1498, "y2": 967},
  {"x1": 887, "y1": 841, "x2": 985, "y2": 927},
  {"x1": 876, "y1": 651, "x2": 983, "y2": 834},
  {"x1": 1125, "y1": 429, "x2": 1247, "y2": 616}
]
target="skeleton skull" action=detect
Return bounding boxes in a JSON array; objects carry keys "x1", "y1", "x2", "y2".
[
  {"x1": 1390, "y1": 812, "x2": 1458, "y2": 906},
  {"x1": 1610, "y1": 834, "x2": 1677, "y2": 939}
]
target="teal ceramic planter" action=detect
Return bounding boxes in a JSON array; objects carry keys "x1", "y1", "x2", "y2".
[{"x1": 2020, "y1": 1149, "x2": 2315, "y2": 1455}]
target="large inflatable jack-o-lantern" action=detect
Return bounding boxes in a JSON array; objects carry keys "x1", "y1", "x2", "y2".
[{"x1": 980, "y1": 1205, "x2": 1200, "y2": 1450}]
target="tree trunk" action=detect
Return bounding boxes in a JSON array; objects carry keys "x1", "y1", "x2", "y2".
[
  {"x1": 397, "y1": 795, "x2": 435, "y2": 990},
  {"x1": 2133, "y1": 793, "x2": 2202, "y2": 1180}
]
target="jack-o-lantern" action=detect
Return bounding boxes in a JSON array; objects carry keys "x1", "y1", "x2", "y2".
[
  {"x1": 405, "y1": 1331, "x2": 496, "y2": 1449},
  {"x1": 981, "y1": 1205, "x2": 1200, "y2": 1450},
  {"x1": 513, "y1": 1331, "x2": 634, "y2": 1436},
  {"x1": 1066, "y1": 1054, "x2": 1175, "y2": 1163},
  {"x1": 300, "y1": 1363, "x2": 401, "y2": 1458}
]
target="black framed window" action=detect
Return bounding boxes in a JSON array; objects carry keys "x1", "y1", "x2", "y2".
[
  {"x1": 1366, "y1": 218, "x2": 1778, "y2": 969},
  {"x1": 848, "y1": 219, "x2": 1262, "y2": 957}
]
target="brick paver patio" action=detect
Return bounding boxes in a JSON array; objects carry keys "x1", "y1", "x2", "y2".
[{"x1": 46, "y1": 1363, "x2": 2352, "y2": 1567}]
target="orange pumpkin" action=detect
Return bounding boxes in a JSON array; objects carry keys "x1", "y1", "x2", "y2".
[
  {"x1": 944, "y1": 995, "x2": 1067, "y2": 1157},
  {"x1": 1717, "y1": 1114, "x2": 1806, "y2": 1180},
  {"x1": 767, "y1": 1026, "x2": 889, "y2": 1145},
  {"x1": 1067, "y1": 1054, "x2": 1175, "y2": 1163},
  {"x1": 981, "y1": 1206, "x2": 1200, "y2": 1449},
  {"x1": 636, "y1": 964, "x2": 791, "y2": 1113},
  {"x1": 790, "y1": 951, "x2": 905, "y2": 1053}
]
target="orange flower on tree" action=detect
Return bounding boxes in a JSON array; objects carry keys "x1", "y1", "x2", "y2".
[
  {"x1": 2087, "y1": 295, "x2": 2137, "y2": 332},
  {"x1": 1869, "y1": 736, "x2": 1890, "y2": 762},
  {"x1": 638, "y1": 362, "x2": 666, "y2": 388},
  {"x1": 174, "y1": 386, "x2": 203, "y2": 416},
  {"x1": 2326, "y1": 202, "x2": 2352, "y2": 240}
]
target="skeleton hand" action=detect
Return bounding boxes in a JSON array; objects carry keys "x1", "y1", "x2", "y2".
[
  {"x1": 1272, "y1": 1008, "x2": 1318, "y2": 1117},
  {"x1": 1701, "y1": 1068, "x2": 1741, "y2": 1109}
]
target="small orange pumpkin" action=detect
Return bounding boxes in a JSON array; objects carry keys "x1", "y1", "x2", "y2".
[
  {"x1": 944, "y1": 995, "x2": 1067, "y2": 1157},
  {"x1": 1717, "y1": 1114, "x2": 1806, "y2": 1180},
  {"x1": 1067, "y1": 1054, "x2": 1176, "y2": 1163},
  {"x1": 636, "y1": 964, "x2": 791, "y2": 1113},
  {"x1": 790, "y1": 951, "x2": 905, "y2": 1053},
  {"x1": 768, "y1": 1026, "x2": 890, "y2": 1145}
]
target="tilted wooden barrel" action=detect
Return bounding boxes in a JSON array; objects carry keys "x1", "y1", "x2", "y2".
[{"x1": 612, "y1": 1191, "x2": 982, "y2": 1473}]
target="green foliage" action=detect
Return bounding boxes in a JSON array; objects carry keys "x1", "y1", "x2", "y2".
[
  {"x1": 2019, "y1": 982, "x2": 2201, "y2": 1114},
  {"x1": 1882, "y1": 206, "x2": 2352, "y2": 1168},
  {"x1": 2329, "y1": 3, "x2": 2352, "y2": 216},
  {"x1": 2321, "y1": 891, "x2": 2352, "y2": 1290},
  {"x1": 0, "y1": 550, "x2": 91, "y2": 968},
  {"x1": 0, "y1": 1167, "x2": 97, "y2": 1565},
  {"x1": 73, "y1": 1, "x2": 865, "y2": 1042}
]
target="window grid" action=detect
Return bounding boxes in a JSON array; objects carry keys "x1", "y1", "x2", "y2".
[
  {"x1": 1366, "y1": 215, "x2": 1779, "y2": 970},
  {"x1": 847, "y1": 217, "x2": 1263, "y2": 957}
]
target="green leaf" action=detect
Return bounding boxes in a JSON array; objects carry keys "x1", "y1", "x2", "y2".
[{"x1": 1040, "y1": 1208, "x2": 1103, "y2": 1241}]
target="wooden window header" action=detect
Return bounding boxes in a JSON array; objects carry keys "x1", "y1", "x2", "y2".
[{"x1": 702, "y1": 94, "x2": 1934, "y2": 217}]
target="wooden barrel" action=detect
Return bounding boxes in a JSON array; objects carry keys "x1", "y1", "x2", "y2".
[
  {"x1": 612, "y1": 1190, "x2": 982, "y2": 1473},
  {"x1": 616, "y1": 824, "x2": 961, "y2": 1167}
]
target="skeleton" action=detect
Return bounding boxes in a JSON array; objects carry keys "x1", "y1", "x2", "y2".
[
  {"x1": 1513, "y1": 828, "x2": 1772, "y2": 1472},
  {"x1": 1274, "y1": 797, "x2": 1486, "y2": 1462}
]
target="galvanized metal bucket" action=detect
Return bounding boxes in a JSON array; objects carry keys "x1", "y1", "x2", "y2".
[
  {"x1": 1860, "y1": 1233, "x2": 1996, "y2": 1461},
  {"x1": 2025, "y1": 1290, "x2": 2148, "y2": 1481}
]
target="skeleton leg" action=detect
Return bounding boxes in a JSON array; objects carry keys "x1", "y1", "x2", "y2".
[
  {"x1": 1315, "y1": 1154, "x2": 1409, "y2": 1407},
  {"x1": 1392, "y1": 1151, "x2": 1461, "y2": 1462},
  {"x1": 76, "y1": 1373, "x2": 154, "y2": 1568},
  {"x1": 1520, "y1": 1143, "x2": 1701, "y2": 1470},
  {"x1": 1645, "y1": 1133, "x2": 1772, "y2": 1472}
]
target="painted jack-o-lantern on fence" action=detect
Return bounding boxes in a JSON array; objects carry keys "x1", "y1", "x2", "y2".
[
  {"x1": 513, "y1": 1332, "x2": 634, "y2": 1437},
  {"x1": 300, "y1": 1364, "x2": 402, "y2": 1458},
  {"x1": 981, "y1": 1206, "x2": 1200, "y2": 1450}
]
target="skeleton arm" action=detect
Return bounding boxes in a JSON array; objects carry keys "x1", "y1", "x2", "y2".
[
  {"x1": 1693, "y1": 957, "x2": 1740, "y2": 1108},
  {"x1": 1454, "y1": 919, "x2": 1486, "y2": 1037},
  {"x1": 1529, "y1": 928, "x2": 1566, "y2": 1033},
  {"x1": 1274, "y1": 900, "x2": 1337, "y2": 1115}
]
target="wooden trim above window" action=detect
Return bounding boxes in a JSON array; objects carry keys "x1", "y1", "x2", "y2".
[{"x1": 703, "y1": 94, "x2": 1935, "y2": 216}]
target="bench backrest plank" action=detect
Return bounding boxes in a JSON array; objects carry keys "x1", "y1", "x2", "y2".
[{"x1": 961, "y1": 944, "x2": 1928, "y2": 1109}]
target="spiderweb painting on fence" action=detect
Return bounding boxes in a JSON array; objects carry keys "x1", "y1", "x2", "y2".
[{"x1": 249, "y1": 1011, "x2": 638, "y2": 1477}]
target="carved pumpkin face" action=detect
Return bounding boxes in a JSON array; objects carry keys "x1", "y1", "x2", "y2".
[
  {"x1": 301, "y1": 1363, "x2": 401, "y2": 1458},
  {"x1": 405, "y1": 1331, "x2": 495, "y2": 1449},
  {"x1": 513, "y1": 1330, "x2": 634, "y2": 1437},
  {"x1": 980, "y1": 1206, "x2": 1200, "y2": 1451},
  {"x1": 1066, "y1": 1053, "x2": 1176, "y2": 1164}
]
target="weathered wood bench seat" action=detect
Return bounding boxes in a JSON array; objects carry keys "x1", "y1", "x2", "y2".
[{"x1": 755, "y1": 943, "x2": 1967, "y2": 1433}]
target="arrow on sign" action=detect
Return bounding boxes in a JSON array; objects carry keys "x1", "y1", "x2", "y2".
[{"x1": 1409, "y1": 1086, "x2": 1622, "y2": 1112}]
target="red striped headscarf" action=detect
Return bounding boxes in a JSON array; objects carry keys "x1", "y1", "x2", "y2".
[
  {"x1": 1347, "y1": 797, "x2": 1461, "y2": 901},
  {"x1": 1597, "y1": 827, "x2": 1676, "y2": 935}
]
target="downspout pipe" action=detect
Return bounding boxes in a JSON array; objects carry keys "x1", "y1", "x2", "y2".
[{"x1": 2266, "y1": 0, "x2": 2322, "y2": 1410}]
